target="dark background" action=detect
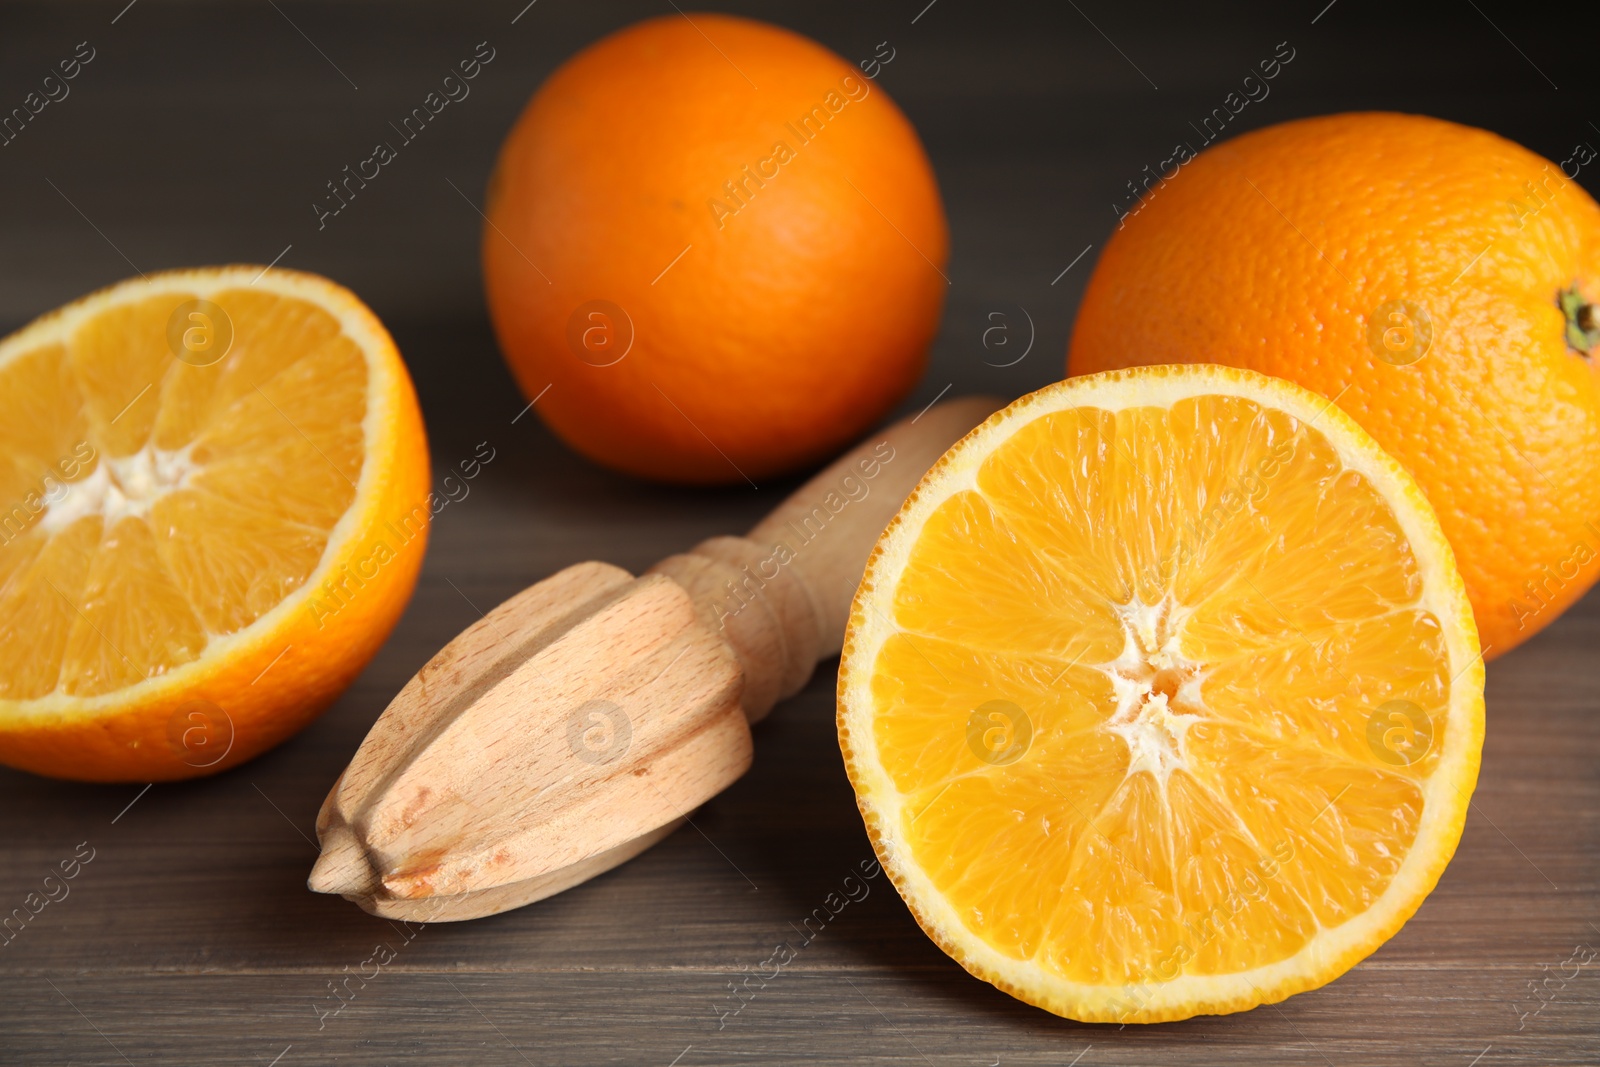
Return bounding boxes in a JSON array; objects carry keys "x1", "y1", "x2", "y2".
[{"x1": 1, "y1": 2, "x2": 1597, "y2": 1065}]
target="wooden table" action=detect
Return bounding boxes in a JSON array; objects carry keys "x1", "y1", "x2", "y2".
[{"x1": 2, "y1": 2, "x2": 1596, "y2": 1063}]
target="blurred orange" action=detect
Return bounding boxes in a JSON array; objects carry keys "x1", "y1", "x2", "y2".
[
  {"x1": 484, "y1": 13, "x2": 948, "y2": 485},
  {"x1": 1068, "y1": 112, "x2": 1600, "y2": 657}
]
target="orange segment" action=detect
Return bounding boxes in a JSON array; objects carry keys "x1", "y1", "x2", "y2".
[
  {"x1": 59, "y1": 516, "x2": 209, "y2": 696},
  {"x1": 0, "y1": 344, "x2": 89, "y2": 468},
  {"x1": 149, "y1": 287, "x2": 344, "y2": 452},
  {"x1": 69, "y1": 293, "x2": 189, "y2": 456},
  {"x1": 0, "y1": 518, "x2": 101, "y2": 700},
  {"x1": 839, "y1": 365, "x2": 1483, "y2": 1023},
  {"x1": 0, "y1": 267, "x2": 430, "y2": 781},
  {"x1": 147, "y1": 491, "x2": 330, "y2": 636}
]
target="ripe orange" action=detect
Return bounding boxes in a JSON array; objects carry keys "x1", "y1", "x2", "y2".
[
  {"x1": 1068, "y1": 112, "x2": 1600, "y2": 658},
  {"x1": 483, "y1": 13, "x2": 947, "y2": 485},
  {"x1": 0, "y1": 268, "x2": 430, "y2": 782},
  {"x1": 840, "y1": 366, "x2": 1484, "y2": 1021}
]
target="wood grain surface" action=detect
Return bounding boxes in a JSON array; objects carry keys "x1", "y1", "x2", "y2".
[{"x1": 1, "y1": 2, "x2": 1597, "y2": 1064}]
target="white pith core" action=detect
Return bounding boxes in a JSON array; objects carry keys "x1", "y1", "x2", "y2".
[
  {"x1": 38, "y1": 445, "x2": 201, "y2": 533},
  {"x1": 1100, "y1": 596, "x2": 1205, "y2": 789}
]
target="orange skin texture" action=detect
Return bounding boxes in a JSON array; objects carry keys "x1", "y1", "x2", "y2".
[
  {"x1": 484, "y1": 13, "x2": 948, "y2": 485},
  {"x1": 1068, "y1": 112, "x2": 1600, "y2": 658}
]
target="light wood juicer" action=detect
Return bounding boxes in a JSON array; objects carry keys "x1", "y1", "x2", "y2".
[{"x1": 309, "y1": 396, "x2": 997, "y2": 920}]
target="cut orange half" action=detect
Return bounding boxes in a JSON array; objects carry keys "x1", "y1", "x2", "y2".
[
  {"x1": 838, "y1": 365, "x2": 1484, "y2": 1022},
  {"x1": 0, "y1": 268, "x2": 430, "y2": 782}
]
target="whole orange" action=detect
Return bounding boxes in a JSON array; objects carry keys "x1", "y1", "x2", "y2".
[
  {"x1": 1068, "y1": 112, "x2": 1600, "y2": 658},
  {"x1": 483, "y1": 14, "x2": 947, "y2": 485}
]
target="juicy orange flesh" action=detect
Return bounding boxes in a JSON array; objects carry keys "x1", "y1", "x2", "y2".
[
  {"x1": 871, "y1": 395, "x2": 1450, "y2": 985},
  {"x1": 0, "y1": 290, "x2": 366, "y2": 698}
]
